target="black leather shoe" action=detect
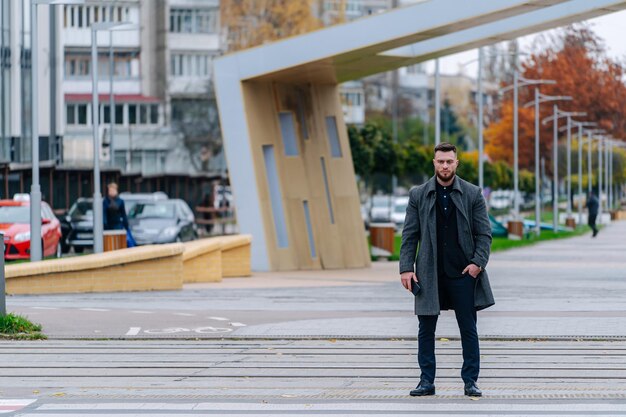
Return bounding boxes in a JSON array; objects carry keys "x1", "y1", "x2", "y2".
[
  {"x1": 464, "y1": 381, "x2": 482, "y2": 397},
  {"x1": 410, "y1": 380, "x2": 435, "y2": 396}
]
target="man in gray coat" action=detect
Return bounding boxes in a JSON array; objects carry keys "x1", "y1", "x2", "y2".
[{"x1": 399, "y1": 142, "x2": 494, "y2": 397}]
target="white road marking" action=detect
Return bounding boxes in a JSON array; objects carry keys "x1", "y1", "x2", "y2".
[
  {"x1": 208, "y1": 316, "x2": 229, "y2": 321},
  {"x1": 130, "y1": 310, "x2": 153, "y2": 314},
  {"x1": 125, "y1": 327, "x2": 141, "y2": 336},
  {"x1": 173, "y1": 312, "x2": 195, "y2": 317},
  {"x1": 80, "y1": 308, "x2": 110, "y2": 312},
  {"x1": 31, "y1": 307, "x2": 58, "y2": 310},
  {"x1": 193, "y1": 327, "x2": 233, "y2": 334},
  {"x1": 143, "y1": 328, "x2": 190, "y2": 334},
  {"x1": 230, "y1": 322, "x2": 246, "y2": 327},
  {"x1": 142, "y1": 327, "x2": 233, "y2": 334},
  {"x1": 0, "y1": 399, "x2": 36, "y2": 414}
]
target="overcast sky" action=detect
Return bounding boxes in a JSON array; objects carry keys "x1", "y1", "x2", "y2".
[{"x1": 429, "y1": 10, "x2": 626, "y2": 76}]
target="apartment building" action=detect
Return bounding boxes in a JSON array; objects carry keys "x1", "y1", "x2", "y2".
[
  {"x1": 0, "y1": 0, "x2": 60, "y2": 166},
  {"x1": 0, "y1": 0, "x2": 224, "y2": 180}
]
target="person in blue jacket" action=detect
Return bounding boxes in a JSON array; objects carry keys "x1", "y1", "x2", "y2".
[{"x1": 103, "y1": 182, "x2": 129, "y2": 231}]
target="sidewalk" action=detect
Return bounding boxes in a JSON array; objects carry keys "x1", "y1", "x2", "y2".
[
  {"x1": 2, "y1": 222, "x2": 626, "y2": 415},
  {"x1": 7, "y1": 221, "x2": 626, "y2": 340}
]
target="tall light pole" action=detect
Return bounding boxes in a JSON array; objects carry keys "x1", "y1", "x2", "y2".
[
  {"x1": 542, "y1": 108, "x2": 584, "y2": 233},
  {"x1": 30, "y1": 0, "x2": 84, "y2": 262},
  {"x1": 605, "y1": 136, "x2": 610, "y2": 212},
  {"x1": 109, "y1": 29, "x2": 115, "y2": 166},
  {"x1": 522, "y1": 90, "x2": 565, "y2": 236},
  {"x1": 477, "y1": 48, "x2": 484, "y2": 190},
  {"x1": 91, "y1": 22, "x2": 134, "y2": 253},
  {"x1": 572, "y1": 122, "x2": 596, "y2": 225},
  {"x1": 585, "y1": 129, "x2": 606, "y2": 199},
  {"x1": 434, "y1": 59, "x2": 440, "y2": 146},
  {"x1": 557, "y1": 113, "x2": 587, "y2": 226},
  {"x1": 587, "y1": 131, "x2": 593, "y2": 195},
  {"x1": 553, "y1": 105, "x2": 558, "y2": 232}
]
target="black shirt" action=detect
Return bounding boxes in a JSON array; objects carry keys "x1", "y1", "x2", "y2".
[{"x1": 435, "y1": 179, "x2": 468, "y2": 278}]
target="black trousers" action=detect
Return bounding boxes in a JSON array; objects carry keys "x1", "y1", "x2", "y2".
[
  {"x1": 588, "y1": 213, "x2": 598, "y2": 235},
  {"x1": 417, "y1": 274, "x2": 479, "y2": 384}
]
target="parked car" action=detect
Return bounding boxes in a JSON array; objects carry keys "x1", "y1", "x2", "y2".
[
  {"x1": 390, "y1": 196, "x2": 409, "y2": 230},
  {"x1": 64, "y1": 197, "x2": 94, "y2": 253},
  {"x1": 62, "y1": 192, "x2": 169, "y2": 253},
  {"x1": 128, "y1": 199, "x2": 197, "y2": 245},
  {"x1": 1, "y1": 196, "x2": 63, "y2": 260},
  {"x1": 120, "y1": 192, "x2": 168, "y2": 215},
  {"x1": 369, "y1": 195, "x2": 393, "y2": 222},
  {"x1": 489, "y1": 190, "x2": 513, "y2": 210}
]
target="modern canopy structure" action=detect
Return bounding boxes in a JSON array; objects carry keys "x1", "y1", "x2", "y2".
[{"x1": 214, "y1": 0, "x2": 626, "y2": 271}]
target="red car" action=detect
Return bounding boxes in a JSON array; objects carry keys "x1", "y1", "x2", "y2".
[{"x1": 1, "y1": 198, "x2": 63, "y2": 260}]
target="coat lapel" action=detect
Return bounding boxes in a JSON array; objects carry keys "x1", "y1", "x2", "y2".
[
  {"x1": 450, "y1": 178, "x2": 469, "y2": 228},
  {"x1": 425, "y1": 177, "x2": 438, "y2": 264}
]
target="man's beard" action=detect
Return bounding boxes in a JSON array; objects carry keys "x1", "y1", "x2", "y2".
[{"x1": 436, "y1": 170, "x2": 455, "y2": 182}]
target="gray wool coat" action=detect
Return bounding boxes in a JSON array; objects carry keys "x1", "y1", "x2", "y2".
[{"x1": 399, "y1": 176, "x2": 495, "y2": 316}]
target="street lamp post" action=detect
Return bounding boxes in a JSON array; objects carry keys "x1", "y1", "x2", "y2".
[
  {"x1": 91, "y1": 22, "x2": 135, "y2": 254},
  {"x1": 541, "y1": 108, "x2": 584, "y2": 233},
  {"x1": 605, "y1": 137, "x2": 610, "y2": 212},
  {"x1": 598, "y1": 135, "x2": 604, "y2": 220},
  {"x1": 434, "y1": 58, "x2": 440, "y2": 146},
  {"x1": 572, "y1": 122, "x2": 596, "y2": 225},
  {"x1": 553, "y1": 105, "x2": 558, "y2": 232},
  {"x1": 29, "y1": 0, "x2": 84, "y2": 262},
  {"x1": 477, "y1": 48, "x2": 484, "y2": 190},
  {"x1": 522, "y1": 90, "x2": 567, "y2": 236}
]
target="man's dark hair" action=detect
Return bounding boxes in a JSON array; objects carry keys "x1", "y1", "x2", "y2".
[{"x1": 434, "y1": 142, "x2": 457, "y2": 155}]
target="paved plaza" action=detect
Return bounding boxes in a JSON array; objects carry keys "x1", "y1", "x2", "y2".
[{"x1": 1, "y1": 221, "x2": 626, "y2": 415}]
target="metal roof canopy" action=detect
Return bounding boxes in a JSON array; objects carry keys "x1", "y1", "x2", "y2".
[
  {"x1": 213, "y1": 0, "x2": 626, "y2": 271},
  {"x1": 216, "y1": 0, "x2": 626, "y2": 84}
]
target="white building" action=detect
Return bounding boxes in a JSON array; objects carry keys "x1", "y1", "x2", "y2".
[
  {"x1": 163, "y1": 0, "x2": 224, "y2": 174},
  {"x1": 0, "y1": 0, "x2": 224, "y2": 178},
  {"x1": 0, "y1": 0, "x2": 60, "y2": 166}
]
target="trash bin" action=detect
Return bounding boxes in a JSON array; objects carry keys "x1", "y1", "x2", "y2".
[
  {"x1": 103, "y1": 230, "x2": 127, "y2": 252},
  {"x1": 369, "y1": 222, "x2": 395, "y2": 257}
]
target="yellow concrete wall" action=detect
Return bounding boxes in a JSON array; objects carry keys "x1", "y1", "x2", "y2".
[
  {"x1": 182, "y1": 239, "x2": 223, "y2": 283},
  {"x1": 6, "y1": 244, "x2": 184, "y2": 295},
  {"x1": 220, "y1": 235, "x2": 252, "y2": 278},
  {"x1": 241, "y1": 80, "x2": 370, "y2": 271},
  {"x1": 5, "y1": 235, "x2": 254, "y2": 295}
]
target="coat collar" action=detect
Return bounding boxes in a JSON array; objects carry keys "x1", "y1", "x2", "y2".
[{"x1": 425, "y1": 175, "x2": 463, "y2": 195}]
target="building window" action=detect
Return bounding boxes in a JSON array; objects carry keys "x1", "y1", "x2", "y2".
[
  {"x1": 65, "y1": 52, "x2": 137, "y2": 79},
  {"x1": 66, "y1": 103, "x2": 160, "y2": 127},
  {"x1": 128, "y1": 104, "x2": 137, "y2": 124},
  {"x1": 325, "y1": 116, "x2": 342, "y2": 158},
  {"x1": 64, "y1": 5, "x2": 129, "y2": 27},
  {"x1": 278, "y1": 112, "x2": 299, "y2": 157},
  {"x1": 66, "y1": 104, "x2": 89, "y2": 125},
  {"x1": 115, "y1": 104, "x2": 124, "y2": 125},
  {"x1": 341, "y1": 92, "x2": 362, "y2": 106},
  {"x1": 170, "y1": 8, "x2": 218, "y2": 34},
  {"x1": 170, "y1": 53, "x2": 211, "y2": 77}
]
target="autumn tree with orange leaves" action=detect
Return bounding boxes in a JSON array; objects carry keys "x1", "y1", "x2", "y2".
[
  {"x1": 485, "y1": 26, "x2": 626, "y2": 173},
  {"x1": 221, "y1": 0, "x2": 332, "y2": 52}
]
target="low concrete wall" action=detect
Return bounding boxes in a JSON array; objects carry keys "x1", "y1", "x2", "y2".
[
  {"x1": 220, "y1": 235, "x2": 252, "y2": 278},
  {"x1": 4, "y1": 234, "x2": 253, "y2": 295},
  {"x1": 6, "y1": 244, "x2": 184, "y2": 295},
  {"x1": 182, "y1": 239, "x2": 222, "y2": 283}
]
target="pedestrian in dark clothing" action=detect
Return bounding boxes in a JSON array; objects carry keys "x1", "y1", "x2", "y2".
[
  {"x1": 399, "y1": 142, "x2": 494, "y2": 398},
  {"x1": 586, "y1": 192, "x2": 599, "y2": 237},
  {"x1": 103, "y1": 182, "x2": 129, "y2": 231}
]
